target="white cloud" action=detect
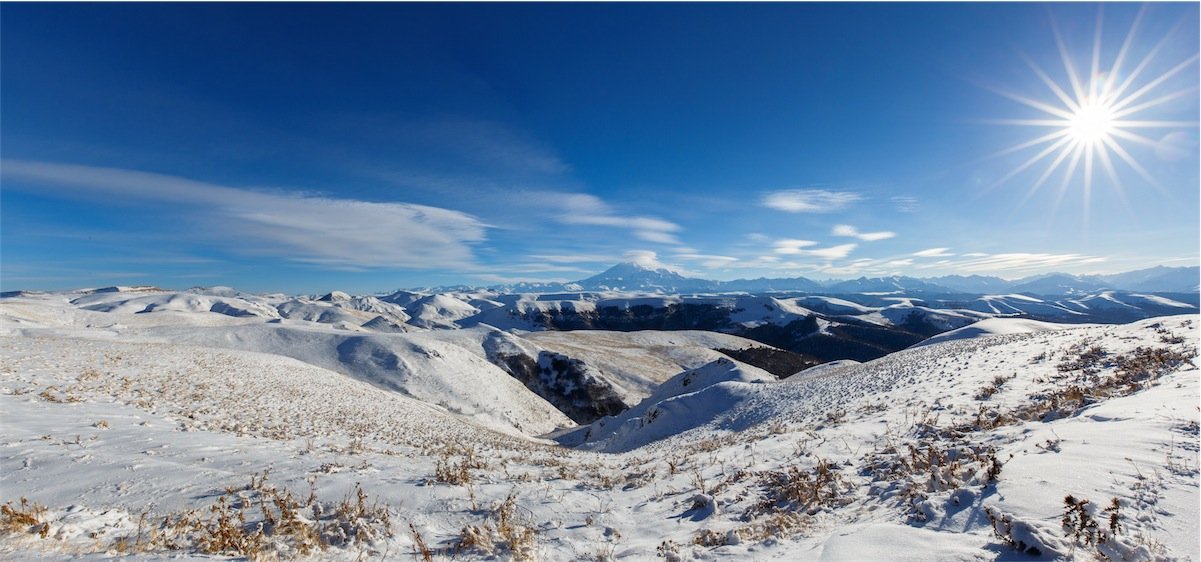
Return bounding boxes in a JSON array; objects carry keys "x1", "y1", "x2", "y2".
[
  {"x1": 634, "y1": 230, "x2": 683, "y2": 245},
  {"x1": 913, "y1": 247, "x2": 955, "y2": 258},
  {"x1": 830, "y1": 225, "x2": 857, "y2": 237},
  {"x1": 2, "y1": 160, "x2": 487, "y2": 270},
  {"x1": 528, "y1": 253, "x2": 622, "y2": 264},
  {"x1": 832, "y1": 224, "x2": 896, "y2": 242},
  {"x1": 772, "y1": 238, "x2": 856, "y2": 260},
  {"x1": 953, "y1": 253, "x2": 1107, "y2": 273},
  {"x1": 891, "y1": 196, "x2": 919, "y2": 213},
  {"x1": 805, "y1": 243, "x2": 858, "y2": 260},
  {"x1": 622, "y1": 250, "x2": 692, "y2": 274},
  {"x1": 673, "y1": 253, "x2": 740, "y2": 269},
  {"x1": 761, "y1": 189, "x2": 863, "y2": 213},
  {"x1": 884, "y1": 259, "x2": 914, "y2": 267},
  {"x1": 536, "y1": 192, "x2": 684, "y2": 246},
  {"x1": 773, "y1": 239, "x2": 819, "y2": 254}
]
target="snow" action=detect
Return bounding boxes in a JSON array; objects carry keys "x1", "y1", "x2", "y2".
[
  {"x1": 817, "y1": 523, "x2": 993, "y2": 561},
  {"x1": 1, "y1": 289, "x2": 1198, "y2": 561},
  {"x1": 912, "y1": 317, "x2": 1070, "y2": 348},
  {"x1": 523, "y1": 329, "x2": 772, "y2": 400},
  {"x1": 788, "y1": 359, "x2": 861, "y2": 379},
  {"x1": 878, "y1": 305, "x2": 989, "y2": 331},
  {"x1": 1128, "y1": 293, "x2": 1196, "y2": 309},
  {"x1": 569, "y1": 358, "x2": 777, "y2": 452}
]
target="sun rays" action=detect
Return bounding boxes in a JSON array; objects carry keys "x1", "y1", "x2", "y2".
[{"x1": 990, "y1": 8, "x2": 1199, "y2": 215}]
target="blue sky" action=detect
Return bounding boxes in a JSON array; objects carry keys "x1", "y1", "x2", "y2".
[{"x1": 2, "y1": 3, "x2": 1198, "y2": 293}]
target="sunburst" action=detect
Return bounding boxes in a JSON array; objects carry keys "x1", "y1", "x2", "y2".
[{"x1": 989, "y1": 8, "x2": 1199, "y2": 212}]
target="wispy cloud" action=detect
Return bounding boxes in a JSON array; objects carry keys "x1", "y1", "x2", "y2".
[
  {"x1": 623, "y1": 250, "x2": 693, "y2": 274},
  {"x1": 772, "y1": 239, "x2": 818, "y2": 254},
  {"x1": 340, "y1": 115, "x2": 571, "y2": 178},
  {"x1": 2, "y1": 160, "x2": 487, "y2": 270},
  {"x1": 805, "y1": 243, "x2": 858, "y2": 260},
  {"x1": 422, "y1": 117, "x2": 570, "y2": 175},
  {"x1": 952, "y1": 253, "x2": 1107, "y2": 273},
  {"x1": 536, "y1": 192, "x2": 684, "y2": 245},
  {"x1": 832, "y1": 224, "x2": 896, "y2": 242},
  {"x1": 634, "y1": 230, "x2": 683, "y2": 245},
  {"x1": 890, "y1": 196, "x2": 919, "y2": 213},
  {"x1": 772, "y1": 238, "x2": 856, "y2": 260},
  {"x1": 472, "y1": 273, "x2": 573, "y2": 284},
  {"x1": 761, "y1": 189, "x2": 863, "y2": 213},
  {"x1": 528, "y1": 253, "x2": 622, "y2": 264},
  {"x1": 673, "y1": 252, "x2": 740, "y2": 269},
  {"x1": 913, "y1": 247, "x2": 955, "y2": 258}
]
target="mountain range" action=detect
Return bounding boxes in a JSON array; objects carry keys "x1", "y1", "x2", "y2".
[{"x1": 489, "y1": 263, "x2": 1199, "y2": 295}]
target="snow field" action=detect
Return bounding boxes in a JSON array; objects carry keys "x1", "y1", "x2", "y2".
[{"x1": 1, "y1": 294, "x2": 1197, "y2": 560}]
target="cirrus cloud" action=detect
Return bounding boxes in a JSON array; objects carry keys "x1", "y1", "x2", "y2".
[
  {"x1": 1, "y1": 160, "x2": 488, "y2": 270},
  {"x1": 761, "y1": 189, "x2": 863, "y2": 213},
  {"x1": 772, "y1": 239, "x2": 819, "y2": 254},
  {"x1": 913, "y1": 247, "x2": 955, "y2": 258},
  {"x1": 532, "y1": 192, "x2": 684, "y2": 246},
  {"x1": 832, "y1": 224, "x2": 896, "y2": 241}
]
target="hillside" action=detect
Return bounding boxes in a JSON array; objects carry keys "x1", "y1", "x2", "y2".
[{"x1": 2, "y1": 291, "x2": 1197, "y2": 560}]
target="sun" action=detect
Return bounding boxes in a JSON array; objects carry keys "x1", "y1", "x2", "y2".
[
  {"x1": 1067, "y1": 98, "x2": 1117, "y2": 143},
  {"x1": 988, "y1": 8, "x2": 1198, "y2": 209}
]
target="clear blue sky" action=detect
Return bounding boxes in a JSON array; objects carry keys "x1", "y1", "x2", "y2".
[{"x1": 2, "y1": 3, "x2": 1197, "y2": 293}]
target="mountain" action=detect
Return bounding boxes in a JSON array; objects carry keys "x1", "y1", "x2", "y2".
[
  {"x1": 1002, "y1": 267, "x2": 1199, "y2": 295},
  {"x1": 715, "y1": 276, "x2": 825, "y2": 292},
  {"x1": 478, "y1": 263, "x2": 1199, "y2": 296},
  {"x1": 925, "y1": 274, "x2": 1011, "y2": 294},
  {"x1": 1100, "y1": 265, "x2": 1200, "y2": 293},
  {"x1": 575, "y1": 262, "x2": 717, "y2": 292},
  {"x1": 826, "y1": 276, "x2": 954, "y2": 293},
  {"x1": 1006, "y1": 273, "x2": 1110, "y2": 295}
]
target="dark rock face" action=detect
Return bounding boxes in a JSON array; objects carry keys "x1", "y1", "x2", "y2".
[
  {"x1": 483, "y1": 338, "x2": 629, "y2": 425},
  {"x1": 713, "y1": 347, "x2": 819, "y2": 378},
  {"x1": 524, "y1": 303, "x2": 736, "y2": 332},
  {"x1": 499, "y1": 303, "x2": 934, "y2": 364},
  {"x1": 789, "y1": 323, "x2": 926, "y2": 362}
]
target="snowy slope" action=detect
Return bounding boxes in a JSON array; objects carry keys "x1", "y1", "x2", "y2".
[
  {"x1": 564, "y1": 358, "x2": 777, "y2": 452},
  {"x1": 1, "y1": 292, "x2": 1197, "y2": 561},
  {"x1": 1, "y1": 293, "x2": 571, "y2": 436},
  {"x1": 522, "y1": 329, "x2": 774, "y2": 399},
  {"x1": 912, "y1": 317, "x2": 1070, "y2": 347}
]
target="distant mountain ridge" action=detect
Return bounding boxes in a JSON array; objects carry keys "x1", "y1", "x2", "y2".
[{"x1": 481, "y1": 263, "x2": 1199, "y2": 295}]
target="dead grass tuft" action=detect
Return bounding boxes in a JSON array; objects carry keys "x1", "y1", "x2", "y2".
[
  {"x1": 456, "y1": 490, "x2": 538, "y2": 561},
  {"x1": 1, "y1": 497, "x2": 49, "y2": 538}
]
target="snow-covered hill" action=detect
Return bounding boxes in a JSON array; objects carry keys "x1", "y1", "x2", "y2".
[{"x1": 2, "y1": 283, "x2": 1197, "y2": 560}]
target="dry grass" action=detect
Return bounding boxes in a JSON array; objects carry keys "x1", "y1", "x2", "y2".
[
  {"x1": 1061, "y1": 495, "x2": 1122, "y2": 548},
  {"x1": 752, "y1": 458, "x2": 850, "y2": 517},
  {"x1": 432, "y1": 445, "x2": 488, "y2": 486},
  {"x1": 456, "y1": 491, "x2": 538, "y2": 561},
  {"x1": 975, "y1": 374, "x2": 1014, "y2": 400},
  {"x1": 409, "y1": 523, "x2": 434, "y2": 561},
  {"x1": 1, "y1": 497, "x2": 49, "y2": 538},
  {"x1": 88, "y1": 471, "x2": 394, "y2": 559}
]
